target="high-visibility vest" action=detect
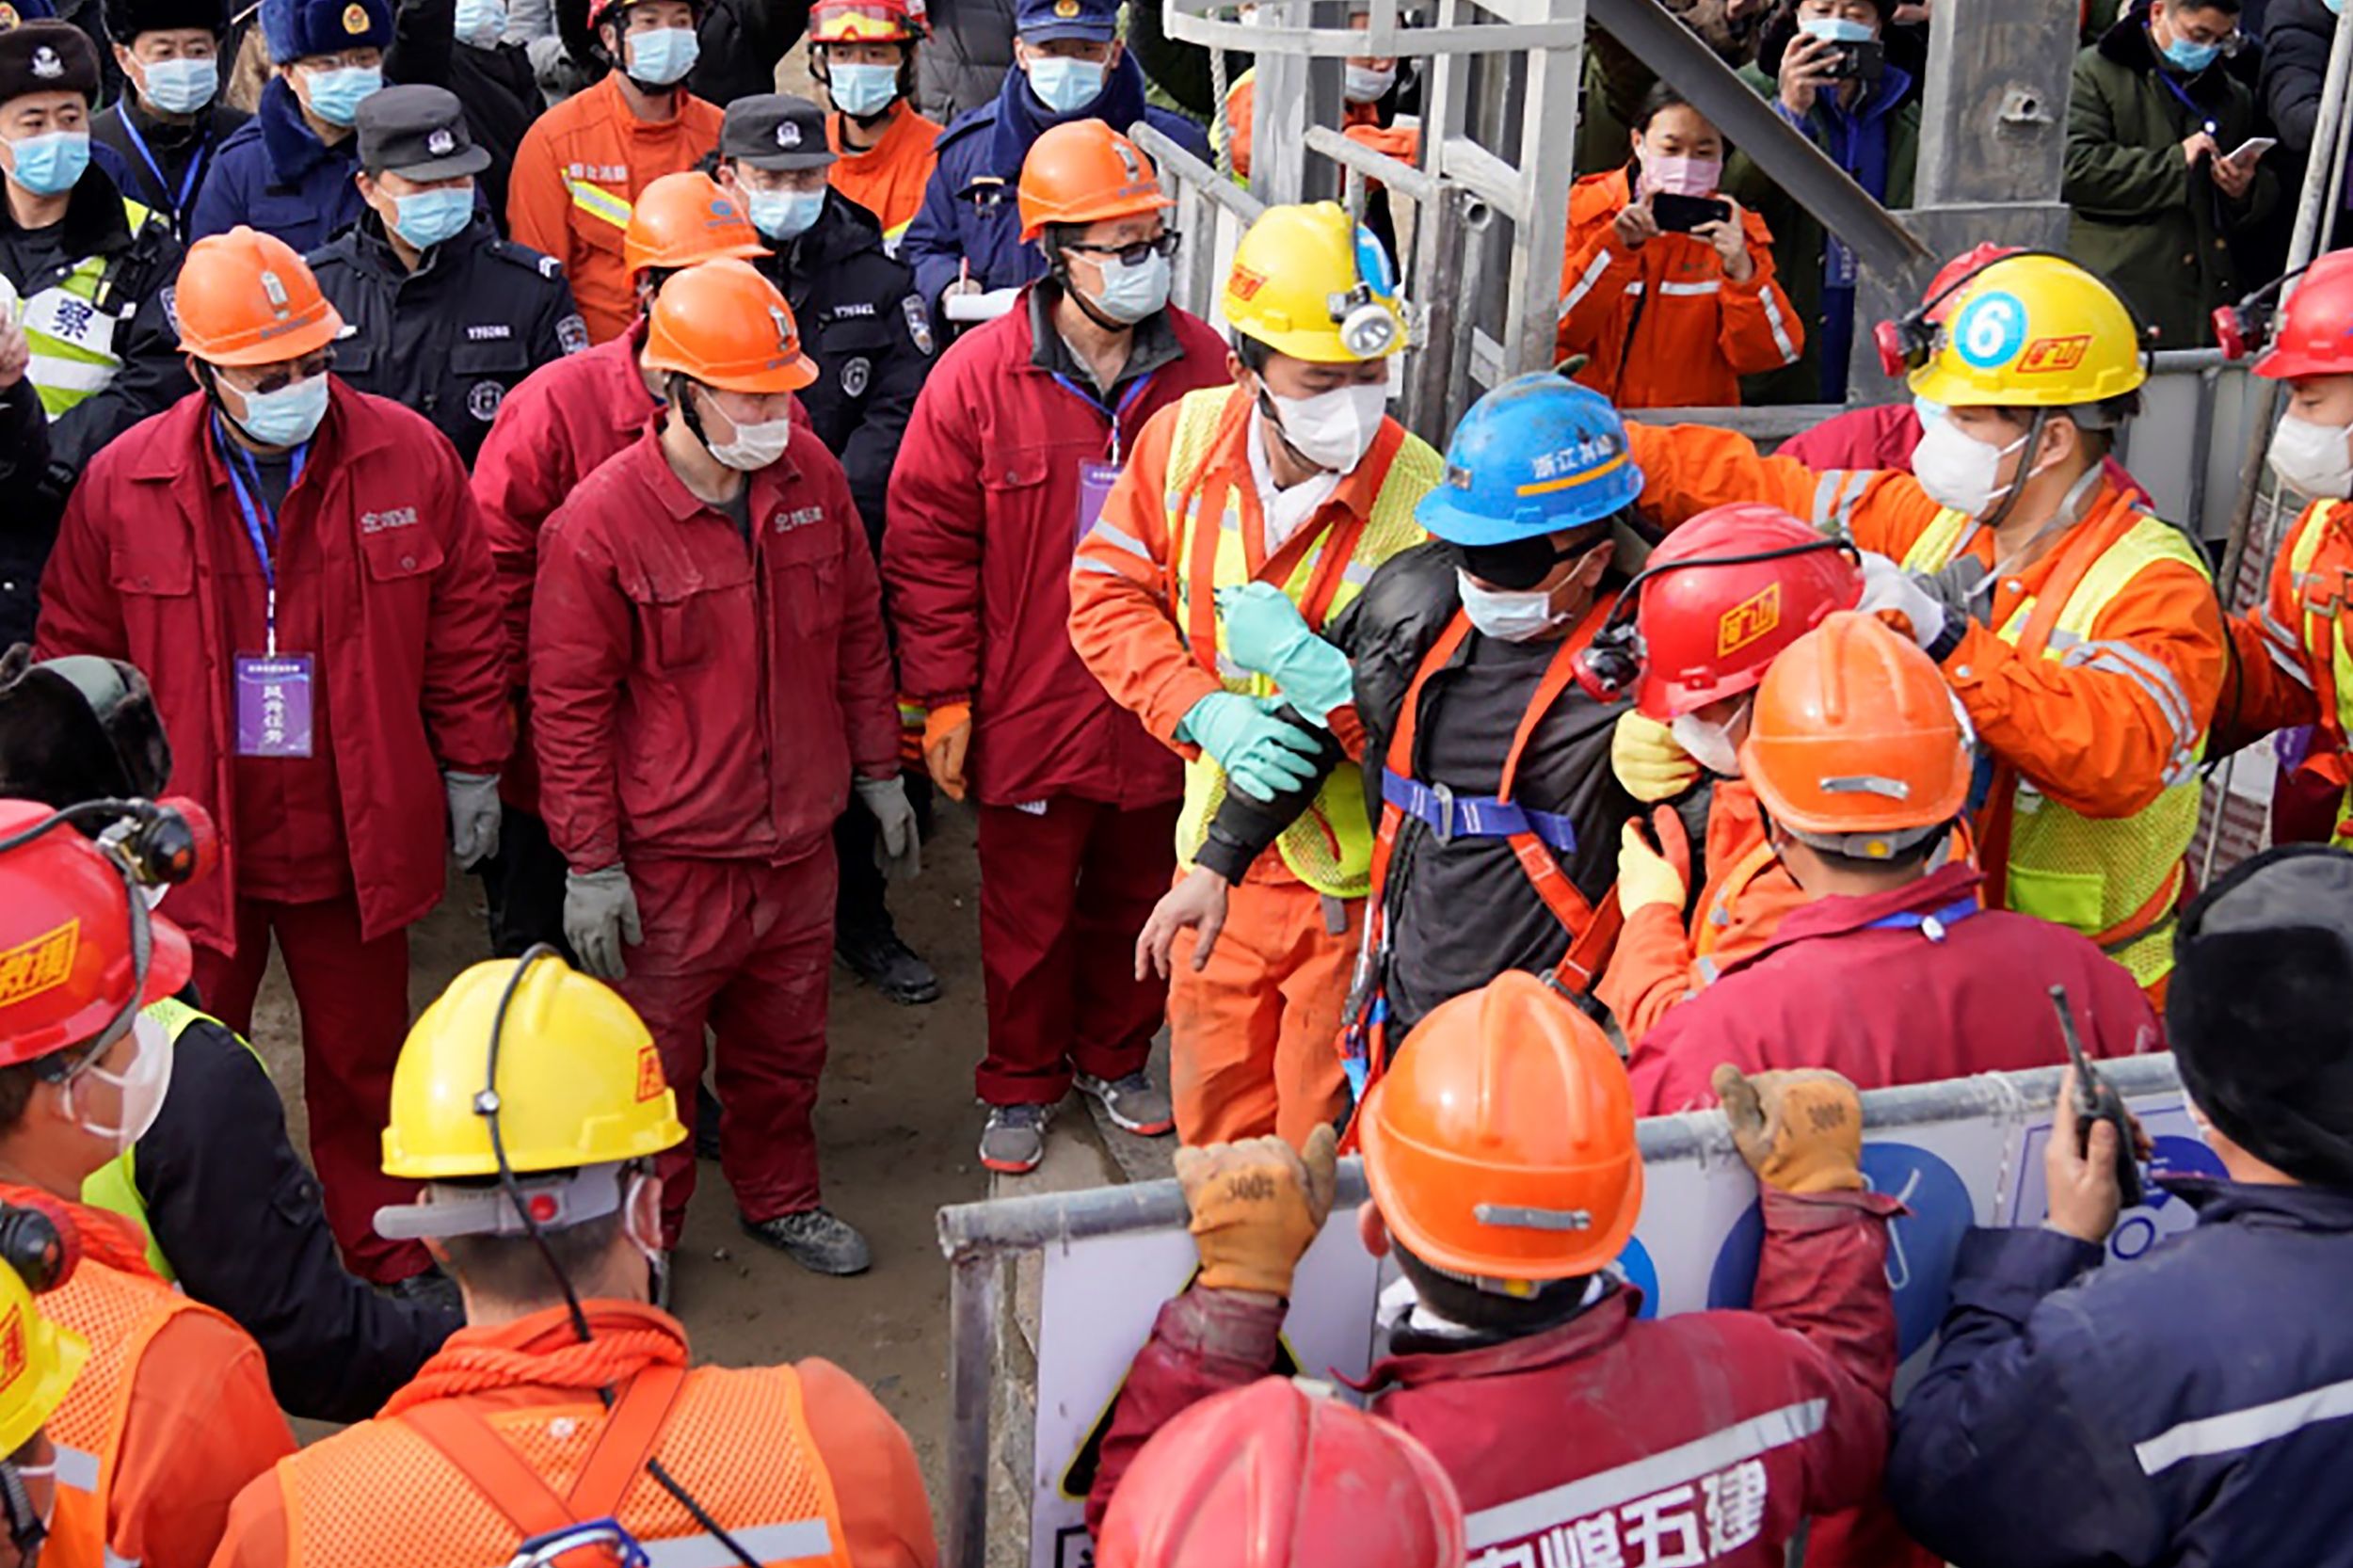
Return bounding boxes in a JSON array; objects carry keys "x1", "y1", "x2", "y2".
[
  {"x1": 271, "y1": 1362, "x2": 856, "y2": 1568},
  {"x1": 43, "y1": 1254, "x2": 220, "y2": 1568},
  {"x1": 1161, "y1": 386, "x2": 1439, "y2": 899},
  {"x1": 80, "y1": 997, "x2": 262, "y2": 1283},
  {"x1": 1901, "y1": 504, "x2": 2211, "y2": 985},
  {"x1": 21, "y1": 196, "x2": 154, "y2": 419},
  {"x1": 2274, "y1": 497, "x2": 2353, "y2": 848}
]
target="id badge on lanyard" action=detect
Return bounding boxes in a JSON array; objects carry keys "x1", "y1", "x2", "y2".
[
  {"x1": 1060, "y1": 370, "x2": 1155, "y2": 548},
  {"x1": 220, "y1": 425, "x2": 315, "y2": 758}
]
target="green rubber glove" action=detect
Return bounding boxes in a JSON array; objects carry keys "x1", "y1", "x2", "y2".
[
  {"x1": 1215, "y1": 583, "x2": 1355, "y2": 725},
  {"x1": 1178, "y1": 692, "x2": 1321, "y2": 803}
]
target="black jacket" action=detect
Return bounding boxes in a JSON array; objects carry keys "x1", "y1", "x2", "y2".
[
  {"x1": 138, "y1": 1006, "x2": 458, "y2": 1422},
  {"x1": 686, "y1": 0, "x2": 810, "y2": 109},
  {"x1": 88, "y1": 97, "x2": 250, "y2": 237},
  {"x1": 0, "y1": 382, "x2": 50, "y2": 653},
  {"x1": 2263, "y1": 0, "x2": 2343, "y2": 165},
  {"x1": 308, "y1": 210, "x2": 585, "y2": 467},
  {"x1": 913, "y1": 0, "x2": 1016, "y2": 122},
  {"x1": 749, "y1": 191, "x2": 936, "y2": 550}
]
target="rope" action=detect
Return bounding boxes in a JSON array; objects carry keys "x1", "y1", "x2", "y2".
[
  {"x1": 383, "y1": 1326, "x2": 687, "y2": 1416},
  {"x1": 1211, "y1": 41, "x2": 1234, "y2": 184}
]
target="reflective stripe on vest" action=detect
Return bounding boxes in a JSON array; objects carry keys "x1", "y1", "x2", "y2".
[
  {"x1": 1161, "y1": 386, "x2": 1438, "y2": 898},
  {"x1": 1900, "y1": 504, "x2": 2210, "y2": 985},
  {"x1": 80, "y1": 998, "x2": 261, "y2": 1283},
  {"x1": 568, "y1": 177, "x2": 634, "y2": 231},
  {"x1": 22, "y1": 196, "x2": 152, "y2": 419},
  {"x1": 2284, "y1": 499, "x2": 2353, "y2": 850}
]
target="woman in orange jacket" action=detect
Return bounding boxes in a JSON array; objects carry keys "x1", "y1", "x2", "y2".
[{"x1": 1555, "y1": 82, "x2": 1805, "y2": 408}]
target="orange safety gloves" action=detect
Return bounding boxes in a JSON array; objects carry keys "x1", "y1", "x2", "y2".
[
  {"x1": 922, "y1": 699, "x2": 972, "y2": 800},
  {"x1": 1714, "y1": 1064, "x2": 1866, "y2": 1195},
  {"x1": 1175, "y1": 1124, "x2": 1339, "y2": 1298}
]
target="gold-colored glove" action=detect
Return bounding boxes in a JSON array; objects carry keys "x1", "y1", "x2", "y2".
[
  {"x1": 1174, "y1": 1124, "x2": 1339, "y2": 1297},
  {"x1": 1612, "y1": 711, "x2": 1702, "y2": 803},
  {"x1": 1618, "y1": 808, "x2": 1690, "y2": 915},
  {"x1": 1713, "y1": 1064, "x2": 1866, "y2": 1194}
]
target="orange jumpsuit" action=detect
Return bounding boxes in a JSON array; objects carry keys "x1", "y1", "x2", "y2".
[
  {"x1": 827, "y1": 105, "x2": 941, "y2": 246},
  {"x1": 208, "y1": 1302, "x2": 936, "y2": 1568},
  {"x1": 2225, "y1": 496, "x2": 2353, "y2": 840},
  {"x1": 1555, "y1": 168, "x2": 1803, "y2": 408},
  {"x1": 506, "y1": 75, "x2": 726, "y2": 344}
]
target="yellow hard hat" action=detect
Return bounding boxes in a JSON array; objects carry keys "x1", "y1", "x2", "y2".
[
  {"x1": 1907, "y1": 253, "x2": 2147, "y2": 410},
  {"x1": 0, "y1": 1261, "x2": 87, "y2": 1458},
  {"x1": 1223, "y1": 200, "x2": 1407, "y2": 363},
  {"x1": 382, "y1": 958, "x2": 687, "y2": 1181}
]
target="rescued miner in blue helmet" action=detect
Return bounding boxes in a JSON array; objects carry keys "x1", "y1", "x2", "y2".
[{"x1": 1135, "y1": 370, "x2": 1699, "y2": 1076}]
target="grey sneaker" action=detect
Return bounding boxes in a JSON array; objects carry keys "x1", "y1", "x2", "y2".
[
  {"x1": 980, "y1": 1102, "x2": 1052, "y2": 1174},
  {"x1": 1076, "y1": 1070, "x2": 1176, "y2": 1136},
  {"x1": 740, "y1": 1208, "x2": 872, "y2": 1275}
]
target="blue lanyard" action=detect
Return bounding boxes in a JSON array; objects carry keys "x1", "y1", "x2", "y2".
[
  {"x1": 1866, "y1": 893, "x2": 1980, "y2": 941},
  {"x1": 1050, "y1": 368, "x2": 1159, "y2": 464},
  {"x1": 116, "y1": 110, "x2": 207, "y2": 222},
  {"x1": 2152, "y1": 58, "x2": 2214, "y2": 134},
  {"x1": 215, "y1": 419, "x2": 308, "y2": 655}
]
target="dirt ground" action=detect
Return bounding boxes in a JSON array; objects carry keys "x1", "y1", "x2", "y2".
[{"x1": 249, "y1": 805, "x2": 996, "y2": 1509}]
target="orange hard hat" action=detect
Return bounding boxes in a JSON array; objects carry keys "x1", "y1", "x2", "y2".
[
  {"x1": 1096, "y1": 1378, "x2": 1465, "y2": 1568},
  {"x1": 622, "y1": 172, "x2": 768, "y2": 278},
  {"x1": 0, "y1": 799, "x2": 194, "y2": 1069},
  {"x1": 1356, "y1": 970, "x2": 1642, "y2": 1283},
  {"x1": 1017, "y1": 120, "x2": 1175, "y2": 243},
  {"x1": 641, "y1": 258, "x2": 819, "y2": 393},
  {"x1": 808, "y1": 0, "x2": 921, "y2": 40},
  {"x1": 173, "y1": 227, "x2": 342, "y2": 367},
  {"x1": 1739, "y1": 610, "x2": 1971, "y2": 852}
]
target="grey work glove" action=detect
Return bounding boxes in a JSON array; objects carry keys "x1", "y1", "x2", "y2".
[
  {"x1": 854, "y1": 776, "x2": 921, "y2": 881},
  {"x1": 564, "y1": 865, "x2": 642, "y2": 981},
  {"x1": 444, "y1": 771, "x2": 503, "y2": 870}
]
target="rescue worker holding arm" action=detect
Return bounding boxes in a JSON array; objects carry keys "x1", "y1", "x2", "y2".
[
  {"x1": 887, "y1": 120, "x2": 1226, "y2": 1173},
  {"x1": 469, "y1": 171, "x2": 765, "y2": 961},
  {"x1": 1622, "y1": 252, "x2": 2225, "y2": 997},
  {"x1": 531, "y1": 259, "x2": 911, "y2": 1276},
  {"x1": 210, "y1": 955, "x2": 937, "y2": 1566},
  {"x1": 1083, "y1": 970, "x2": 1900, "y2": 1568},
  {"x1": 1067, "y1": 200, "x2": 1439, "y2": 1149},
  {"x1": 808, "y1": 0, "x2": 939, "y2": 248}
]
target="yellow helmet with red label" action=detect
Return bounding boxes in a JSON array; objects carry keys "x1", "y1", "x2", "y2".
[{"x1": 1907, "y1": 252, "x2": 2147, "y2": 410}]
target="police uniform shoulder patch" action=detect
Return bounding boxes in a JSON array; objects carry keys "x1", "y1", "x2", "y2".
[
  {"x1": 902, "y1": 293, "x2": 935, "y2": 357},
  {"x1": 159, "y1": 283, "x2": 178, "y2": 335},
  {"x1": 841, "y1": 356, "x2": 871, "y2": 398},
  {"x1": 555, "y1": 312, "x2": 590, "y2": 355}
]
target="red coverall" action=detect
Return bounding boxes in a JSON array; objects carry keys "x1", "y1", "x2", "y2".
[
  {"x1": 36, "y1": 387, "x2": 510, "y2": 1285},
  {"x1": 1629, "y1": 862, "x2": 2161, "y2": 1112},
  {"x1": 532, "y1": 423, "x2": 899, "y2": 1240},
  {"x1": 1087, "y1": 1189, "x2": 1900, "y2": 1567},
  {"x1": 884, "y1": 290, "x2": 1228, "y2": 1107}
]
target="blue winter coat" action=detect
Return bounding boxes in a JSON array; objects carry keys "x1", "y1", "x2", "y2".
[
  {"x1": 900, "y1": 52, "x2": 1208, "y2": 305},
  {"x1": 1889, "y1": 1179, "x2": 2353, "y2": 1567},
  {"x1": 187, "y1": 76, "x2": 364, "y2": 255}
]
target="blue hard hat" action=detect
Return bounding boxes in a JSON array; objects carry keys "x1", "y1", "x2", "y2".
[{"x1": 1416, "y1": 373, "x2": 1644, "y2": 546}]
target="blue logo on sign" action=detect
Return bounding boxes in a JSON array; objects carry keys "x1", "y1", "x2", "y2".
[
  {"x1": 1952, "y1": 290, "x2": 2028, "y2": 370},
  {"x1": 2105, "y1": 1134, "x2": 2227, "y2": 1262},
  {"x1": 1615, "y1": 1235, "x2": 1659, "y2": 1320},
  {"x1": 1706, "y1": 1142, "x2": 1973, "y2": 1358}
]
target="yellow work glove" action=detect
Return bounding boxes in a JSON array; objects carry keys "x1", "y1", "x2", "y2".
[
  {"x1": 1713, "y1": 1064, "x2": 1866, "y2": 1195},
  {"x1": 923, "y1": 700, "x2": 972, "y2": 802},
  {"x1": 1612, "y1": 711, "x2": 1702, "y2": 803},
  {"x1": 1617, "y1": 807, "x2": 1689, "y2": 915},
  {"x1": 1174, "y1": 1124, "x2": 1339, "y2": 1298}
]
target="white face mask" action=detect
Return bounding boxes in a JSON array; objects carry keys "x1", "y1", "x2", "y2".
[
  {"x1": 704, "y1": 392, "x2": 792, "y2": 470},
  {"x1": 1911, "y1": 409, "x2": 2032, "y2": 518},
  {"x1": 1671, "y1": 710, "x2": 1743, "y2": 776},
  {"x1": 1343, "y1": 61, "x2": 1396, "y2": 103},
  {"x1": 63, "y1": 1013, "x2": 174, "y2": 1155},
  {"x1": 2268, "y1": 413, "x2": 2353, "y2": 499},
  {"x1": 1268, "y1": 380, "x2": 1389, "y2": 473},
  {"x1": 1455, "y1": 569, "x2": 1568, "y2": 642}
]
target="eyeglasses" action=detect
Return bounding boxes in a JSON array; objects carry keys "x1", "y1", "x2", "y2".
[
  {"x1": 1061, "y1": 231, "x2": 1180, "y2": 266},
  {"x1": 223, "y1": 348, "x2": 336, "y2": 398}
]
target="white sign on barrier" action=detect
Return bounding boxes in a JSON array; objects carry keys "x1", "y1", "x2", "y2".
[{"x1": 1026, "y1": 1076, "x2": 2211, "y2": 1568}]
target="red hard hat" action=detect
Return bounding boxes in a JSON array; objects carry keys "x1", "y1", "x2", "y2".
[
  {"x1": 1923, "y1": 242, "x2": 2020, "y2": 324},
  {"x1": 1632, "y1": 503, "x2": 1863, "y2": 721},
  {"x1": 2255, "y1": 248, "x2": 2353, "y2": 380},
  {"x1": 1096, "y1": 1378, "x2": 1465, "y2": 1568},
  {"x1": 0, "y1": 799, "x2": 192, "y2": 1068}
]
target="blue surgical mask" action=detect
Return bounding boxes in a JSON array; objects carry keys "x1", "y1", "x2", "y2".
[
  {"x1": 302, "y1": 64, "x2": 383, "y2": 126},
  {"x1": 139, "y1": 56, "x2": 220, "y2": 115},
  {"x1": 625, "y1": 25, "x2": 699, "y2": 86},
  {"x1": 1026, "y1": 56, "x2": 1105, "y2": 114},
  {"x1": 1913, "y1": 393, "x2": 1946, "y2": 426},
  {"x1": 828, "y1": 60, "x2": 900, "y2": 117},
  {"x1": 454, "y1": 0, "x2": 507, "y2": 44},
  {"x1": 3, "y1": 131, "x2": 89, "y2": 196},
  {"x1": 1798, "y1": 14, "x2": 1874, "y2": 41},
  {"x1": 232, "y1": 373, "x2": 331, "y2": 447},
  {"x1": 2160, "y1": 33, "x2": 2220, "y2": 72},
  {"x1": 392, "y1": 185, "x2": 474, "y2": 249},
  {"x1": 748, "y1": 186, "x2": 826, "y2": 240},
  {"x1": 1084, "y1": 248, "x2": 1170, "y2": 324}
]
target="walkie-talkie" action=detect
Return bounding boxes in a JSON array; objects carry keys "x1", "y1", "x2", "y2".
[{"x1": 2049, "y1": 985, "x2": 2142, "y2": 1210}]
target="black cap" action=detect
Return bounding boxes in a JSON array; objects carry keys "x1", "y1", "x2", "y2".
[
  {"x1": 720, "y1": 94, "x2": 837, "y2": 172},
  {"x1": 0, "y1": 21, "x2": 99, "y2": 106},
  {"x1": 356, "y1": 84, "x2": 492, "y2": 181}
]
